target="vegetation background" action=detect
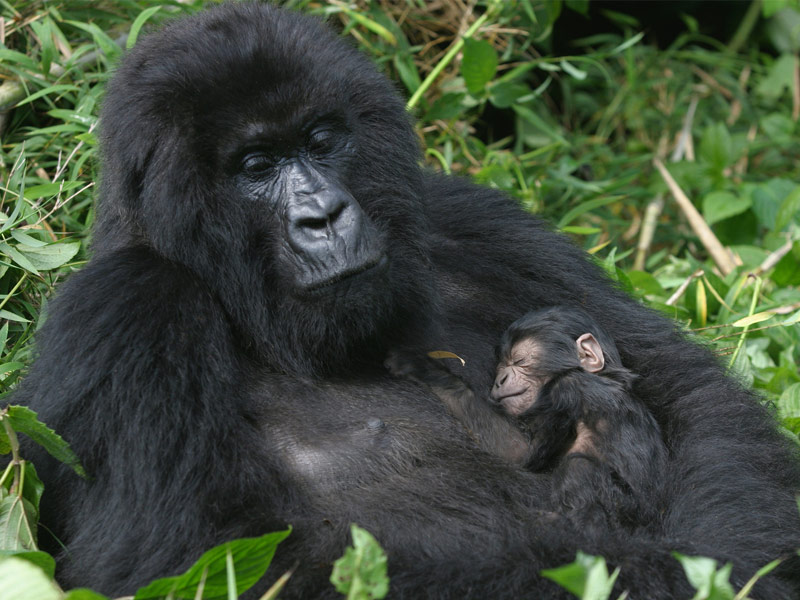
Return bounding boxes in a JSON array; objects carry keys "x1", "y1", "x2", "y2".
[{"x1": 0, "y1": 0, "x2": 799, "y2": 598}]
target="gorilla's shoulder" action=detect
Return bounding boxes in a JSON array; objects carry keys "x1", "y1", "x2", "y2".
[{"x1": 33, "y1": 246, "x2": 230, "y2": 371}]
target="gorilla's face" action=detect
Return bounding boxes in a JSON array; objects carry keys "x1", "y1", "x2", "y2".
[
  {"x1": 226, "y1": 113, "x2": 388, "y2": 298},
  {"x1": 97, "y1": 4, "x2": 433, "y2": 374}
]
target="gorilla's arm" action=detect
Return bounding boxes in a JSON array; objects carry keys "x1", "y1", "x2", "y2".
[
  {"x1": 13, "y1": 247, "x2": 280, "y2": 590},
  {"x1": 385, "y1": 352, "x2": 532, "y2": 464}
]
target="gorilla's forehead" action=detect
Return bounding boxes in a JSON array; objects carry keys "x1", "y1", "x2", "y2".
[{"x1": 120, "y1": 4, "x2": 371, "y2": 121}]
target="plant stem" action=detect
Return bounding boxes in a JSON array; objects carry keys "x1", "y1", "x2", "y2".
[
  {"x1": 1, "y1": 413, "x2": 21, "y2": 494},
  {"x1": 728, "y1": 275, "x2": 762, "y2": 368},
  {"x1": 406, "y1": 11, "x2": 491, "y2": 110}
]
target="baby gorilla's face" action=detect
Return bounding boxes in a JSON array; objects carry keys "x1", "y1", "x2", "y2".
[{"x1": 491, "y1": 339, "x2": 548, "y2": 416}]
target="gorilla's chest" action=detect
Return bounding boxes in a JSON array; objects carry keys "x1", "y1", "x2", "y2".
[{"x1": 247, "y1": 375, "x2": 473, "y2": 494}]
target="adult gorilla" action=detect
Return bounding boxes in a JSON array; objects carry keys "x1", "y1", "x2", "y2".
[{"x1": 14, "y1": 3, "x2": 800, "y2": 598}]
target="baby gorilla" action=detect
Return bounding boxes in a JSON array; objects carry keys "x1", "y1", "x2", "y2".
[{"x1": 388, "y1": 306, "x2": 667, "y2": 532}]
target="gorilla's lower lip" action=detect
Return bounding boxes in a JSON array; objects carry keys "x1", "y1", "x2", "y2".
[
  {"x1": 300, "y1": 254, "x2": 388, "y2": 293},
  {"x1": 493, "y1": 389, "x2": 528, "y2": 403}
]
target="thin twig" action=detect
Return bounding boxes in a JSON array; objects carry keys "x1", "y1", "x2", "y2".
[{"x1": 653, "y1": 158, "x2": 737, "y2": 276}]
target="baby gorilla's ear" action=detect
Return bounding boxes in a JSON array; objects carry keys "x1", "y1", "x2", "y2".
[{"x1": 576, "y1": 333, "x2": 604, "y2": 372}]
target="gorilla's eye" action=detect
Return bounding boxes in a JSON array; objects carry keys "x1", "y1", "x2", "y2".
[
  {"x1": 241, "y1": 152, "x2": 275, "y2": 175},
  {"x1": 308, "y1": 129, "x2": 338, "y2": 155}
]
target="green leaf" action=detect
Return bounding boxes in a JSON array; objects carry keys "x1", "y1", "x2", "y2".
[
  {"x1": 461, "y1": 39, "x2": 498, "y2": 96},
  {"x1": 0, "y1": 243, "x2": 40, "y2": 275},
  {"x1": 488, "y1": 81, "x2": 530, "y2": 108},
  {"x1": 702, "y1": 191, "x2": 751, "y2": 225},
  {"x1": 541, "y1": 552, "x2": 618, "y2": 600},
  {"x1": 560, "y1": 59, "x2": 587, "y2": 80},
  {"x1": 22, "y1": 181, "x2": 84, "y2": 201},
  {"x1": 673, "y1": 553, "x2": 735, "y2": 600},
  {"x1": 127, "y1": 6, "x2": 163, "y2": 49},
  {"x1": 778, "y1": 383, "x2": 800, "y2": 422},
  {"x1": 2, "y1": 406, "x2": 85, "y2": 478},
  {"x1": 64, "y1": 590, "x2": 111, "y2": 600},
  {"x1": 10, "y1": 230, "x2": 48, "y2": 248},
  {"x1": 425, "y1": 92, "x2": 468, "y2": 121},
  {"x1": 765, "y1": 10, "x2": 800, "y2": 53},
  {"x1": 760, "y1": 112, "x2": 795, "y2": 144},
  {"x1": 0, "y1": 494, "x2": 38, "y2": 552},
  {"x1": 14, "y1": 84, "x2": 80, "y2": 108},
  {"x1": 732, "y1": 311, "x2": 774, "y2": 328},
  {"x1": 776, "y1": 186, "x2": 800, "y2": 231},
  {"x1": 330, "y1": 524, "x2": 389, "y2": 600},
  {"x1": 133, "y1": 529, "x2": 291, "y2": 600},
  {"x1": 627, "y1": 270, "x2": 665, "y2": 296},
  {"x1": 16, "y1": 241, "x2": 81, "y2": 272},
  {"x1": 0, "y1": 557, "x2": 61, "y2": 600},
  {"x1": 698, "y1": 123, "x2": 732, "y2": 172},
  {"x1": 0, "y1": 550, "x2": 55, "y2": 578},
  {"x1": 565, "y1": 0, "x2": 589, "y2": 15},
  {"x1": 756, "y1": 54, "x2": 796, "y2": 100}
]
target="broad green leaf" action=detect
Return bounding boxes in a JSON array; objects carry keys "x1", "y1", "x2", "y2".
[
  {"x1": 0, "y1": 243, "x2": 40, "y2": 275},
  {"x1": 673, "y1": 553, "x2": 735, "y2": 600},
  {"x1": 0, "y1": 495, "x2": 37, "y2": 552},
  {"x1": 64, "y1": 590, "x2": 110, "y2": 600},
  {"x1": 0, "y1": 557, "x2": 61, "y2": 600},
  {"x1": 756, "y1": 54, "x2": 796, "y2": 100},
  {"x1": 0, "y1": 312, "x2": 29, "y2": 324},
  {"x1": 732, "y1": 311, "x2": 774, "y2": 327},
  {"x1": 627, "y1": 271, "x2": 665, "y2": 296},
  {"x1": 22, "y1": 182, "x2": 84, "y2": 200},
  {"x1": 17, "y1": 241, "x2": 81, "y2": 271},
  {"x1": 425, "y1": 92, "x2": 468, "y2": 121},
  {"x1": 134, "y1": 529, "x2": 291, "y2": 600},
  {"x1": 46, "y1": 109, "x2": 95, "y2": 127},
  {"x1": 330, "y1": 524, "x2": 389, "y2": 600},
  {"x1": 513, "y1": 104, "x2": 568, "y2": 145},
  {"x1": 1, "y1": 406, "x2": 85, "y2": 478},
  {"x1": 760, "y1": 112, "x2": 795, "y2": 144},
  {"x1": 461, "y1": 39, "x2": 498, "y2": 96},
  {"x1": 127, "y1": 6, "x2": 164, "y2": 49},
  {"x1": 698, "y1": 123, "x2": 732, "y2": 172},
  {"x1": 776, "y1": 187, "x2": 800, "y2": 231},
  {"x1": 765, "y1": 10, "x2": 800, "y2": 53},
  {"x1": 0, "y1": 550, "x2": 55, "y2": 578},
  {"x1": 10, "y1": 230, "x2": 48, "y2": 248},
  {"x1": 488, "y1": 81, "x2": 530, "y2": 108},
  {"x1": 541, "y1": 552, "x2": 618, "y2": 600},
  {"x1": 702, "y1": 191, "x2": 751, "y2": 225},
  {"x1": 778, "y1": 383, "x2": 800, "y2": 421}
]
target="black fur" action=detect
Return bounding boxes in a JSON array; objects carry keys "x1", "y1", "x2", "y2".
[
  {"x1": 512, "y1": 307, "x2": 668, "y2": 532},
  {"x1": 389, "y1": 306, "x2": 668, "y2": 534},
  {"x1": 12, "y1": 3, "x2": 800, "y2": 599}
]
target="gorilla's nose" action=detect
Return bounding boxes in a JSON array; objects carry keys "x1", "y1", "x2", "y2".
[{"x1": 287, "y1": 190, "x2": 362, "y2": 254}]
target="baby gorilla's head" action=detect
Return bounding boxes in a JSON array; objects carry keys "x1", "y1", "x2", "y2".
[{"x1": 490, "y1": 307, "x2": 619, "y2": 416}]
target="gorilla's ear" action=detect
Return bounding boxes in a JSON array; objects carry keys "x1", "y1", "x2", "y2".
[{"x1": 576, "y1": 333, "x2": 604, "y2": 373}]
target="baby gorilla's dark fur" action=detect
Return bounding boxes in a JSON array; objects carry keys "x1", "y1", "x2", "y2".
[{"x1": 389, "y1": 307, "x2": 667, "y2": 532}]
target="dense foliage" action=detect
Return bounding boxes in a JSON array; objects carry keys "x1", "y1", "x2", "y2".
[{"x1": 0, "y1": 0, "x2": 798, "y2": 598}]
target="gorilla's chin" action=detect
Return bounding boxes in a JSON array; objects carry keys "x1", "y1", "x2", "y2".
[{"x1": 296, "y1": 253, "x2": 389, "y2": 296}]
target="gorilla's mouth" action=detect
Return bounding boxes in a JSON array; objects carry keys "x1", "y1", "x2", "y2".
[{"x1": 299, "y1": 254, "x2": 389, "y2": 295}]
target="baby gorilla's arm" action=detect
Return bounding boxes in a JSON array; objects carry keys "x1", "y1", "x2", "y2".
[{"x1": 386, "y1": 352, "x2": 531, "y2": 465}]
